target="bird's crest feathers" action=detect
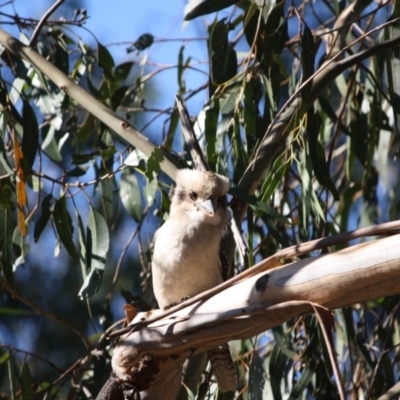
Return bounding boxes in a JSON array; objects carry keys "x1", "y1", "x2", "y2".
[{"x1": 175, "y1": 169, "x2": 230, "y2": 198}]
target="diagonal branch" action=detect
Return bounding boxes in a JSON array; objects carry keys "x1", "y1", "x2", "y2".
[
  {"x1": 111, "y1": 234, "x2": 400, "y2": 398},
  {"x1": 29, "y1": 0, "x2": 65, "y2": 47},
  {"x1": 0, "y1": 28, "x2": 178, "y2": 180}
]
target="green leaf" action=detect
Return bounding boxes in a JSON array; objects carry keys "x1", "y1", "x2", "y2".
[
  {"x1": 66, "y1": 166, "x2": 89, "y2": 177},
  {"x1": 0, "y1": 180, "x2": 13, "y2": 209},
  {"x1": 20, "y1": 361, "x2": 32, "y2": 400},
  {"x1": 185, "y1": 0, "x2": 237, "y2": 20},
  {"x1": 97, "y1": 41, "x2": 115, "y2": 81},
  {"x1": 219, "y1": 77, "x2": 242, "y2": 114},
  {"x1": 253, "y1": 201, "x2": 290, "y2": 224},
  {"x1": 78, "y1": 207, "x2": 109, "y2": 299},
  {"x1": 209, "y1": 19, "x2": 237, "y2": 85},
  {"x1": 165, "y1": 107, "x2": 180, "y2": 150},
  {"x1": 110, "y1": 85, "x2": 128, "y2": 110},
  {"x1": 205, "y1": 100, "x2": 219, "y2": 168},
  {"x1": 249, "y1": 352, "x2": 266, "y2": 400},
  {"x1": 260, "y1": 152, "x2": 288, "y2": 203},
  {"x1": 72, "y1": 146, "x2": 117, "y2": 165},
  {"x1": 34, "y1": 194, "x2": 53, "y2": 242},
  {"x1": 0, "y1": 128, "x2": 14, "y2": 175},
  {"x1": 300, "y1": 23, "x2": 315, "y2": 102},
  {"x1": 120, "y1": 168, "x2": 143, "y2": 222},
  {"x1": 0, "y1": 307, "x2": 33, "y2": 316},
  {"x1": 297, "y1": 152, "x2": 325, "y2": 238},
  {"x1": 53, "y1": 195, "x2": 79, "y2": 263},
  {"x1": 269, "y1": 343, "x2": 284, "y2": 400},
  {"x1": 12, "y1": 227, "x2": 30, "y2": 271},
  {"x1": 144, "y1": 173, "x2": 158, "y2": 206},
  {"x1": 264, "y1": 1, "x2": 286, "y2": 50},
  {"x1": 78, "y1": 268, "x2": 103, "y2": 299},
  {"x1": 114, "y1": 61, "x2": 134, "y2": 81},
  {"x1": 21, "y1": 99, "x2": 39, "y2": 171},
  {"x1": 77, "y1": 212, "x2": 87, "y2": 273},
  {"x1": 307, "y1": 110, "x2": 339, "y2": 200},
  {"x1": 243, "y1": 80, "x2": 258, "y2": 136},
  {"x1": 7, "y1": 352, "x2": 16, "y2": 400},
  {"x1": 0, "y1": 208, "x2": 15, "y2": 285},
  {"x1": 289, "y1": 366, "x2": 315, "y2": 399},
  {"x1": 177, "y1": 45, "x2": 186, "y2": 93},
  {"x1": 54, "y1": 41, "x2": 69, "y2": 75},
  {"x1": 145, "y1": 147, "x2": 164, "y2": 181},
  {"x1": 386, "y1": 16, "x2": 400, "y2": 136},
  {"x1": 88, "y1": 207, "x2": 109, "y2": 272}
]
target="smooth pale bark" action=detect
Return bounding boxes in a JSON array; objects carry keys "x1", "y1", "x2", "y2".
[{"x1": 112, "y1": 234, "x2": 400, "y2": 398}]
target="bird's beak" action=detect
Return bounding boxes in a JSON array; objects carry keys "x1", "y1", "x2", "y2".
[{"x1": 197, "y1": 199, "x2": 215, "y2": 215}]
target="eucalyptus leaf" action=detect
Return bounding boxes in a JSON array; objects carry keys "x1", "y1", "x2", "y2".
[
  {"x1": 185, "y1": 0, "x2": 238, "y2": 20},
  {"x1": 53, "y1": 195, "x2": 79, "y2": 263},
  {"x1": 34, "y1": 194, "x2": 53, "y2": 243},
  {"x1": 120, "y1": 168, "x2": 143, "y2": 222},
  {"x1": 97, "y1": 41, "x2": 115, "y2": 81},
  {"x1": 249, "y1": 352, "x2": 266, "y2": 400}
]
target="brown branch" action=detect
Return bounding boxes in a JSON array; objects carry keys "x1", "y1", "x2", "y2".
[{"x1": 29, "y1": 0, "x2": 65, "y2": 47}]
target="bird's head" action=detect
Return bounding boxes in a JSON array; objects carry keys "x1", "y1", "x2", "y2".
[{"x1": 171, "y1": 169, "x2": 230, "y2": 225}]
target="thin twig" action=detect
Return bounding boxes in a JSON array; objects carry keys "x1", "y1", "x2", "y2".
[
  {"x1": 0, "y1": 278, "x2": 91, "y2": 350},
  {"x1": 29, "y1": 0, "x2": 65, "y2": 47}
]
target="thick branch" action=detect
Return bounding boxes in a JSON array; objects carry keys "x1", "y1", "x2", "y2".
[{"x1": 112, "y1": 234, "x2": 400, "y2": 398}]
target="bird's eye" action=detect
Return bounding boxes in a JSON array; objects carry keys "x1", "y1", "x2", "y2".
[{"x1": 189, "y1": 191, "x2": 198, "y2": 201}]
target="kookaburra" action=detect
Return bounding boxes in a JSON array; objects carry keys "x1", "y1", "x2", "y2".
[{"x1": 151, "y1": 169, "x2": 237, "y2": 392}]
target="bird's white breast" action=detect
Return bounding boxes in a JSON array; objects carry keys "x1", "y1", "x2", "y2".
[{"x1": 152, "y1": 213, "x2": 224, "y2": 309}]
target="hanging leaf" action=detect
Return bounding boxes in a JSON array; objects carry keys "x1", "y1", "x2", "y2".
[
  {"x1": 307, "y1": 110, "x2": 339, "y2": 200},
  {"x1": 248, "y1": 351, "x2": 266, "y2": 400},
  {"x1": 54, "y1": 41, "x2": 69, "y2": 75},
  {"x1": 185, "y1": 0, "x2": 238, "y2": 20},
  {"x1": 97, "y1": 41, "x2": 115, "y2": 81},
  {"x1": 20, "y1": 361, "x2": 32, "y2": 400},
  {"x1": 34, "y1": 194, "x2": 53, "y2": 242},
  {"x1": 53, "y1": 195, "x2": 79, "y2": 263},
  {"x1": 88, "y1": 207, "x2": 109, "y2": 271},
  {"x1": 78, "y1": 207, "x2": 109, "y2": 299},
  {"x1": 78, "y1": 268, "x2": 103, "y2": 299},
  {"x1": 145, "y1": 147, "x2": 164, "y2": 181},
  {"x1": 144, "y1": 174, "x2": 158, "y2": 206},
  {"x1": 300, "y1": 23, "x2": 315, "y2": 102},
  {"x1": 12, "y1": 226, "x2": 30, "y2": 271},
  {"x1": 72, "y1": 146, "x2": 117, "y2": 165},
  {"x1": 209, "y1": 19, "x2": 237, "y2": 85},
  {"x1": 21, "y1": 99, "x2": 39, "y2": 171},
  {"x1": 120, "y1": 168, "x2": 143, "y2": 222},
  {"x1": 269, "y1": 343, "x2": 285, "y2": 400},
  {"x1": 0, "y1": 208, "x2": 15, "y2": 285},
  {"x1": 113, "y1": 61, "x2": 134, "y2": 81},
  {"x1": 205, "y1": 100, "x2": 219, "y2": 168}
]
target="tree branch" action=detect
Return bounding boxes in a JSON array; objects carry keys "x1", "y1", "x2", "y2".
[
  {"x1": 111, "y1": 234, "x2": 400, "y2": 398},
  {"x1": 29, "y1": 0, "x2": 65, "y2": 47},
  {"x1": 0, "y1": 28, "x2": 178, "y2": 180}
]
